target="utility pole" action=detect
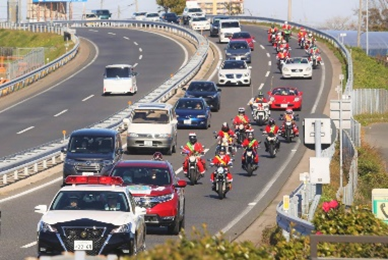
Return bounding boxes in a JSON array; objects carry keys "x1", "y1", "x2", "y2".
[
  {"x1": 117, "y1": 5, "x2": 120, "y2": 19},
  {"x1": 288, "y1": 0, "x2": 292, "y2": 21},
  {"x1": 100, "y1": 0, "x2": 103, "y2": 9},
  {"x1": 366, "y1": 0, "x2": 369, "y2": 55},
  {"x1": 135, "y1": 0, "x2": 138, "y2": 12},
  {"x1": 357, "y1": 0, "x2": 362, "y2": 47}
]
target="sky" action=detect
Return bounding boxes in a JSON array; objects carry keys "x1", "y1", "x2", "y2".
[{"x1": 1, "y1": 0, "x2": 361, "y2": 27}]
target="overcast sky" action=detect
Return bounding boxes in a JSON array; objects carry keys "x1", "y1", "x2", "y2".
[{"x1": 1, "y1": 0, "x2": 361, "y2": 27}]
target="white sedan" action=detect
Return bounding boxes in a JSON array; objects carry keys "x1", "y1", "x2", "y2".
[
  {"x1": 217, "y1": 60, "x2": 251, "y2": 86},
  {"x1": 143, "y1": 12, "x2": 161, "y2": 22},
  {"x1": 190, "y1": 17, "x2": 210, "y2": 31},
  {"x1": 281, "y1": 57, "x2": 313, "y2": 79}
]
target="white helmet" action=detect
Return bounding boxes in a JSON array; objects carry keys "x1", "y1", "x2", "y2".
[
  {"x1": 308, "y1": 33, "x2": 312, "y2": 37},
  {"x1": 284, "y1": 21, "x2": 288, "y2": 24},
  {"x1": 277, "y1": 32, "x2": 281, "y2": 36}
]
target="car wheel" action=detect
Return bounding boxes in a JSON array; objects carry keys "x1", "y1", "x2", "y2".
[
  {"x1": 179, "y1": 202, "x2": 185, "y2": 231},
  {"x1": 127, "y1": 147, "x2": 135, "y2": 154},
  {"x1": 129, "y1": 236, "x2": 137, "y2": 256},
  {"x1": 167, "y1": 214, "x2": 180, "y2": 235}
]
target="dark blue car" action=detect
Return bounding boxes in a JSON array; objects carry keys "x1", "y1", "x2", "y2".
[
  {"x1": 174, "y1": 98, "x2": 211, "y2": 129},
  {"x1": 183, "y1": 80, "x2": 221, "y2": 112}
]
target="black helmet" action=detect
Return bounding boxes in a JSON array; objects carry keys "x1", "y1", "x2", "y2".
[
  {"x1": 219, "y1": 145, "x2": 226, "y2": 154},
  {"x1": 258, "y1": 91, "x2": 264, "y2": 98},
  {"x1": 221, "y1": 122, "x2": 229, "y2": 132},
  {"x1": 269, "y1": 118, "x2": 275, "y2": 126},
  {"x1": 189, "y1": 132, "x2": 197, "y2": 144},
  {"x1": 247, "y1": 131, "x2": 254, "y2": 139},
  {"x1": 152, "y1": 152, "x2": 163, "y2": 161},
  {"x1": 271, "y1": 24, "x2": 275, "y2": 29}
]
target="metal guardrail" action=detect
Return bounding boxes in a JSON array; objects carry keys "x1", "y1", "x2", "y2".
[{"x1": 0, "y1": 20, "x2": 209, "y2": 186}]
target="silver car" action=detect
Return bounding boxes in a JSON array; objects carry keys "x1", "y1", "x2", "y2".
[
  {"x1": 281, "y1": 57, "x2": 313, "y2": 79},
  {"x1": 218, "y1": 60, "x2": 252, "y2": 86}
]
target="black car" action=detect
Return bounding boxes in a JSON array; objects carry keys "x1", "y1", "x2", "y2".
[
  {"x1": 161, "y1": 12, "x2": 180, "y2": 24},
  {"x1": 210, "y1": 15, "x2": 229, "y2": 37},
  {"x1": 183, "y1": 80, "x2": 221, "y2": 112}
]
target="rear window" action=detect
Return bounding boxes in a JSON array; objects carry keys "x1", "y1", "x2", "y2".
[
  {"x1": 105, "y1": 67, "x2": 130, "y2": 78},
  {"x1": 68, "y1": 136, "x2": 114, "y2": 154},
  {"x1": 187, "y1": 82, "x2": 216, "y2": 92},
  {"x1": 221, "y1": 21, "x2": 240, "y2": 28},
  {"x1": 132, "y1": 109, "x2": 170, "y2": 124},
  {"x1": 111, "y1": 166, "x2": 171, "y2": 186}
]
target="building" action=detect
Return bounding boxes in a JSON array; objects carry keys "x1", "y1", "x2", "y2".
[{"x1": 195, "y1": 0, "x2": 244, "y2": 15}]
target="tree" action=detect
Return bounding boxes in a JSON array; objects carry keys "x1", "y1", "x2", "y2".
[
  {"x1": 156, "y1": 0, "x2": 186, "y2": 15},
  {"x1": 222, "y1": 2, "x2": 242, "y2": 15},
  {"x1": 322, "y1": 16, "x2": 357, "y2": 30}
]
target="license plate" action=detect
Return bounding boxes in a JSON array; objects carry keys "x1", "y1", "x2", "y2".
[
  {"x1": 281, "y1": 104, "x2": 288, "y2": 108},
  {"x1": 82, "y1": 172, "x2": 94, "y2": 176},
  {"x1": 74, "y1": 240, "x2": 93, "y2": 251},
  {"x1": 184, "y1": 119, "x2": 191, "y2": 125},
  {"x1": 144, "y1": 140, "x2": 153, "y2": 147}
]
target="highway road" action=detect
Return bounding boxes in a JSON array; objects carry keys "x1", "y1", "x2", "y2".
[{"x1": 0, "y1": 24, "x2": 334, "y2": 259}]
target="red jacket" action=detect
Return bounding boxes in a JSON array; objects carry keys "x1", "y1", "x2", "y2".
[
  {"x1": 298, "y1": 31, "x2": 307, "y2": 39},
  {"x1": 233, "y1": 115, "x2": 250, "y2": 126},
  {"x1": 242, "y1": 138, "x2": 259, "y2": 149},
  {"x1": 279, "y1": 43, "x2": 289, "y2": 50},
  {"x1": 277, "y1": 52, "x2": 290, "y2": 60},
  {"x1": 217, "y1": 130, "x2": 235, "y2": 139},
  {"x1": 182, "y1": 142, "x2": 204, "y2": 156},
  {"x1": 265, "y1": 125, "x2": 279, "y2": 134},
  {"x1": 268, "y1": 27, "x2": 278, "y2": 34},
  {"x1": 212, "y1": 154, "x2": 231, "y2": 166},
  {"x1": 282, "y1": 24, "x2": 291, "y2": 31}
]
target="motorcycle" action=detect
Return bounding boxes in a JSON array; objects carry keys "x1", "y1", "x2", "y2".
[
  {"x1": 241, "y1": 146, "x2": 258, "y2": 176},
  {"x1": 234, "y1": 123, "x2": 246, "y2": 145},
  {"x1": 181, "y1": 146, "x2": 204, "y2": 185},
  {"x1": 309, "y1": 52, "x2": 322, "y2": 69},
  {"x1": 213, "y1": 132, "x2": 236, "y2": 156},
  {"x1": 270, "y1": 32, "x2": 277, "y2": 46},
  {"x1": 263, "y1": 131, "x2": 279, "y2": 158},
  {"x1": 279, "y1": 114, "x2": 299, "y2": 143},
  {"x1": 299, "y1": 37, "x2": 305, "y2": 49},
  {"x1": 277, "y1": 58, "x2": 286, "y2": 72},
  {"x1": 252, "y1": 102, "x2": 270, "y2": 126},
  {"x1": 209, "y1": 161, "x2": 233, "y2": 200},
  {"x1": 283, "y1": 30, "x2": 291, "y2": 43}
]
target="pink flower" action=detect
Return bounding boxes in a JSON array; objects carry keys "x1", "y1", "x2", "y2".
[
  {"x1": 316, "y1": 231, "x2": 322, "y2": 235},
  {"x1": 329, "y1": 200, "x2": 339, "y2": 209},
  {"x1": 322, "y1": 202, "x2": 331, "y2": 213}
]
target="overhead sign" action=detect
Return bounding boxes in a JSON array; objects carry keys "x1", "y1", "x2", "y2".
[
  {"x1": 33, "y1": 0, "x2": 87, "y2": 2},
  {"x1": 372, "y1": 189, "x2": 388, "y2": 224}
]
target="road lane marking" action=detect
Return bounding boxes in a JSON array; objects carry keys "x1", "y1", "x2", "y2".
[
  {"x1": 311, "y1": 60, "x2": 326, "y2": 113},
  {"x1": 266, "y1": 53, "x2": 270, "y2": 58},
  {"x1": 207, "y1": 41, "x2": 222, "y2": 81},
  {"x1": 248, "y1": 202, "x2": 256, "y2": 206},
  {"x1": 139, "y1": 48, "x2": 142, "y2": 52},
  {"x1": 260, "y1": 45, "x2": 264, "y2": 49},
  {"x1": 265, "y1": 71, "x2": 270, "y2": 77},
  {"x1": 259, "y1": 83, "x2": 264, "y2": 90},
  {"x1": 21, "y1": 241, "x2": 37, "y2": 248},
  {"x1": 88, "y1": 29, "x2": 98, "y2": 32},
  {"x1": 133, "y1": 63, "x2": 138, "y2": 67},
  {"x1": 54, "y1": 109, "x2": 68, "y2": 117},
  {"x1": 268, "y1": 61, "x2": 271, "y2": 66},
  {"x1": 17, "y1": 126, "x2": 34, "y2": 135},
  {"x1": 134, "y1": 42, "x2": 138, "y2": 46},
  {"x1": 123, "y1": 36, "x2": 130, "y2": 40},
  {"x1": 82, "y1": 95, "x2": 94, "y2": 102},
  {"x1": 108, "y1": 32, "x2": 116, "y2": 35},
  {"x1": 139, "y1": 55, "x2": 143, "y2": 60}
]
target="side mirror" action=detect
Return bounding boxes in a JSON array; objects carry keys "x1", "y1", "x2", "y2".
[
  {"x1": 176, "y1": 179, "x2": 187, "y2": 187},
  {"x1": 132, "y1": 72, "x2": 138, "y2": 76},
  {"x1": 61, "y1": 147, "x2": 67, "y2": 153},
  {"x1": 218, "y1": 88, "x2": 222, "y2": 92},
  {"x1": 117, "y1": 148, "x2": 124, "y2": 155},
  {"x1": 35, "y1": 205, "x2": 48, "y2": 214}
]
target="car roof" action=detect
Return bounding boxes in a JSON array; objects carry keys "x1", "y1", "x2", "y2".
[
  {"x1": 177, "y1": 97, "x2": 206, "y2": 102},
  {"x1": 189, "y1": 80, "x2": 215, "y2": 84},
  {"x1": 60, "y1": 185, "x2": 129, "y2": 193},
  {"x1": 105, "y1": 64, "x2": 132, "y2": 68},
  {"x1": 70, "y1": 128, "x2": 118, "y2": 136},
  {"x1": 114, "y1": 160, "x2": 172, "y2": 169},
  {"x1": 132, "y1": 103, "x2": 173, "y2": 110},
  {"x1": 220, "y1": 19, "x2": 239, "y2": 23}
]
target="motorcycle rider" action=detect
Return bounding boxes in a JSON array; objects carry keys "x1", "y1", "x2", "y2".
[
  {"x1": 280, "y1": 109, "x2": 299, "y2": 137},
  {"x1": 248, "y1": 91, "x2": 268, "y2": 105},
  {"x1": 281, "y1": 21, "x2": 292, "y2": 42},
  {"x1": 305, "y1": 32, "x2": 316, "y2": 50},
  {"x1": 267, "y1": 23, "x2": 279, "y2": 43},
  {"x1": 241, "y1": 131, "x2": 260, "y2": 168},
  {"x1": 279, "y1": 39, "x2": 290, "y2": 51},
  {"x1": 277, "y1": 48, "x2": 290, "y2": 68},
  {"x1": 308, "y1": 44, "x2": 322, "y2": 64},
  {"x1": 274, "y1": 32, "x2": 283, "y2": 48},
  {"x1": 298, "y1": 27, "x2": 307, "y2": 46},
  {"x1": 210, "y1": 145, "x2": 233, "y2": 190},
  {"x1": 264, "y1": 118, "x2": 281, "y2": 152},
  {"x1": 216, "y1": 122, "x2": 236, "y2": 154},
  {"x1": 233, "y1": 107, "x2": 250, "y2": 129},
  {"x1": 182, "y1": 132, "x2": 206, "y2": 177}
]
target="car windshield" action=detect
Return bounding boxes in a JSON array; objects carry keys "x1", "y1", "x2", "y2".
[
  {"x1": 287, "y1": 57, "x2": 308, "y2": 64},
  {"x1": 228, "y1": 42, "x2": 249, "y2": 50},
  {"x1": 187, "y1": 82, "x2": 216, "y2": 92},
  {"x1": 105, "y1": 67, "x2": 130, "y2": 78},
  {"x1": 233, "y1": 32, "x2": 250, "y2": 39},
  {"x1": 166, "y1": 13, "x2": 177, "y2": 18},
  {"x1": 222, "y1": 61, "x2": 247, "y2": 69},
  {"x1": 176, "y1": 99, "x2": 204, "y2": 110},
  {"x1": 188, "y1": 8, "x2": 202, "y2": 12},
  {"x1": 111, "y1": 166, "x2": 171, "y2": 186},
  {"x1": 147, "y1": 13, "x2": 159, "y2": 17},
  {"x1": 193, "y1": 17, "x2": 207, "y2": 21},
  {"x1": 272, "y1": 88, "x2": 297, "y2": 96},
  {"x1": 132, "y1": 109, "x2": 170, "y2": 124},
  {"x1": 68, "y1": 136, "x2": 114, "y2": 154},
  {"x1": 221, "y1": 21, "x2": 239, "y2": 28},
  {"x1": 95, "y1": 10, "x2": 110, "y2": 15},
  {"x1": 50, "y1": 191, "x2": 129, "y2": 212},
  {"x1": 135, "y1": 12, "x2": 147, "y2": 16}
]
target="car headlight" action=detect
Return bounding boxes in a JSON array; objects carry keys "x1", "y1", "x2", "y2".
[
  {"x1": 185, "y1": 94, "x2": 195, "y2": 98},
  {"x1": 155, "y1": 193, "x2": 174, "y2": 203},
  {"x1": 156, "y1": 133, "x2": 171, "y2": 138},
  {"x1": 226, "y1": 52, "x2": 231, "y2": 56},
  {"x1": 294, "y1": 97, "x2": 300, "y2": 102},
  {"x1": 306, "y1": 67, "x2": 312, "y2": 71},
  {"x1": 244, "y1": 73, "x2": 250, "y2": 77},
  {"x1": 283, "y1": 68, "x2": 289, "y2": 72},
  {"x1": 102, "y1": 160, "x2": 114, "y2": 166},
  {"x1": 219, "y1": 73, "x2": 225, "y2": 78},
  {"x1": 213, "y1": 26, "x2": 218, "y2": 29},
  {"x1": 128, "y1": 132, "x2": 139, "y2": 137},
  {"x1": 208, "y1": 94, "x2": 217, "y2": 99},
  {"x1": 245, "y1": 52, "x2": 251, "y2": 56},
  {"x1": 270, "y1": 97, "x2": 275, "y2": 101},
  {"x1": 39, "y1": 221, "x2": 57, "y2": 233},
  {"x1": 111, "y1": 223, "x2": 131, "y2": 234},
  {"x1": 65, "y1": 158, "x2": 76, "y2": 165},
  {"x1": 197, "y1": 115, "x2": 206, "y2": 118}
]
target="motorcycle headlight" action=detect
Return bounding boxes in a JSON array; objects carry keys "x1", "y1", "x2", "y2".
[
  {"x1": 128, "y1": 132, "x2": 139, "y2": 138},
  {"x1": 65, "y1": 158, "x2": 76, "y2": 165},
  {"x1": 217, "y1": 167, "x2": 225, "y2": 174},
  {"x1": 155, "y1": 193, "x2": 174, "y2": 203},
  {"x1": 39, "y1": 221, "x2": 57, "y2": 233},
  {"x1": 111, "y1": 223, "x2": 131, "y2": 234},
  {"x1": 197, "y1": 115, "x2": 206, "y2": 118}
]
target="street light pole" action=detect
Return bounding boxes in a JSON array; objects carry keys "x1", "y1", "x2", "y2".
[
  {"x1": 288, "y1": 0, "x2": 292, "y2": 21},
  {"x1": 366, "y1": 0, "x2": 369, "y2": 55},
  {"x1": 135, "y1": 0, "x2": 138, "y2": 12}
]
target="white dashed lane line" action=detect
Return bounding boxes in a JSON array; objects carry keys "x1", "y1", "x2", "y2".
[
  {"x1": 265, "y1": 71, "x2": 270, "y2": 77},
  {"x1": 139, "y1": 55, "x2": 143, "y2": 60},
  {"x1": 134, "y1": 42, "x2": 138, "y2": 46},
  {"x1": 268, "y1": 61, "x2": 272, "y2": 66},
  {"x1": 17, "y1": 126, "x2": 34, "y2": 135},
  {"x1": 133, "y1": 63, "x2": 138, "y2": 67},
  {"x1": 54, "y1": 109, "x2": 68, "y2": 117},
  {"x1": 266, "y1": 53, "x2": 270, "y2": 58},
  {"x1": 123, "y1": 36, "x2": 130, "y2": 40},
  {"x1": 88, "y1": 29, "x2": 98, "y2": 32},
  {"x1": 139, "y1": 48, "x2": 142, "y2": 52},
  {"x1": 259, "y1": 83, "x2": 264, "y2": 90},
  {"x1": 82, "y1": 95, "x2": 94, "y2": 102},
  {"x1": 108, "y1": 32, "x2": 116, "y2": 35},
  {"x1": 260, "y1": 45, "x2": 265, "y2": 49},
  {"x1": 21, "y1": 241, "x2": 37, "y2": 249}
]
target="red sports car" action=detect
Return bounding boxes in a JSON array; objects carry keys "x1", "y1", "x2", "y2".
[
  {"x1": 230, "y1": 31, "x2": 255, "y2": 51},
  {"x1": 268, "y1": 87, "x2": 303, "y2": 110}
]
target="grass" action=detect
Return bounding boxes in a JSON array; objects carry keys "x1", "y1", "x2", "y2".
[
  {"x1": 354, "y1": 113, "x2": 388, "y2": 126},
  {"x1": 0, "y1": 29, "x2": 74, "y2": 63}
]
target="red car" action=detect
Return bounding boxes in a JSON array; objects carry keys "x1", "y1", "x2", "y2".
[
  {"x1": 109, "y1": 160, "x2": 187, "y2": 235},
  {"x1": 268, "y1": 87, "x2": 303, "y2": 110},
  {"x1": 231, "y1": 31, "x2": 255, "y2": 51}
]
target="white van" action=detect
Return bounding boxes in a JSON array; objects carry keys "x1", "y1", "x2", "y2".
[
  {"x1": 103, "y1": 64, "x2": 138, "y2": 95},
  {"x1": 219, "y1": 19, "x2": 241, "y2": 43}
]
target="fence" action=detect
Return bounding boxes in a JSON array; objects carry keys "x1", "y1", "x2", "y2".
[{"x1": 352, "y1": 88, "x2": 388, "y2": 114}]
